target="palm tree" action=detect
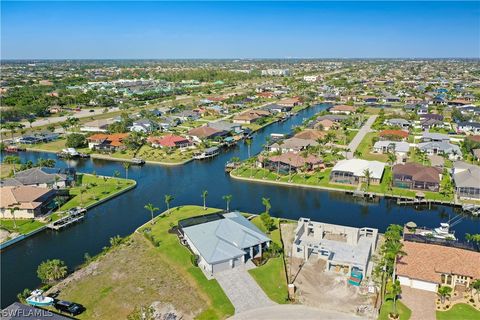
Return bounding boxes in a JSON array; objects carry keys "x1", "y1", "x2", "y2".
[
  {"x1": 123, "y1": 162, "x2": 131, "y2": 179},
  {"x1": 437, "y1": 286, "x2": 452, "y2": 304},
  {"x1": 201, "y1": 190, "x2": 208, "y2": 210},
  {"x1": 363, "y1": 169, "x2": 372, "y2": 188},
  {"x1": 386, "y1": 279, "x2": 402, "y2": 315},
  {"x1": 245, "y1": 138, "x2": 252, "y2": 158},
  {"x1": 471, "y1": 279, "x2": 480, "y2": 301},
  {"x1": 387, "y1": 151, "x2": 397, "y2": 166},
  {"x1": 113, "y1": 170, "x2": 120, "y2": 187},
  {"x1": 222, "y1": 194, "x2": 233, "y2": 212},
  {"x1": 9, "y1": 207, "x2": 19, "y2": 229},
  {"x1": 262, "y1": 197, "x2": 271, "y2": 215},
  {"x1": 144, "y1": 203, "x2": 159, "y2": 224},
  {"x1": 164, "y1": 194, "x2": 174, "y2": 215}
]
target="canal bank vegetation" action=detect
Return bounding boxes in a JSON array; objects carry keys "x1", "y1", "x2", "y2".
[{"x1": 0, "y1": 173, "x2": 135, "y2": 245}]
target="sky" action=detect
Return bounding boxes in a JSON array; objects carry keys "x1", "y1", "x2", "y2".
[{"x1": 1, "y1": 1, "x2": 479, "y2": 59}]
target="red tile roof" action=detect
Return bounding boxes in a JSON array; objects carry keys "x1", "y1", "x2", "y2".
[
  {"x1": 379, "y1": 130, "x2": 409, "y2": 139},
  {"x1": 148, "y1": 135, "x2": 190, "y2": 147}
]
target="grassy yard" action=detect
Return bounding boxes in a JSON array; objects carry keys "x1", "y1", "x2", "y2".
[
  {"x1": 0, "y1": 163, "x2": 14, "y2": 178},
  {"x1": 0, "y1": 219, "x2": 45, "y2": 235},
  {"x1": 232, "y1": 165, "x2": 357, "y2": 191},
  {"x1": 60, "y1": 173, "x2": 135, "y2": 211},
  {"x1": 135, "y1": 145, "x2": 195, "y2": 163},
  {"x1": 436, "y1": 303, "x2": 480, "y2": 320},
  {"x1": 138, "y1": 205, "x2": 234, "y2": 319},
  {"x1": 356, "y1": 132, "x2": 389, "y2": 162},
  {"x1": 57, "y1": 233, "x2": 210, "y2": 320},
  {"x1": 248, "y1": 216, "x2": 288, "y2": 304},
  {"x1": 378, "y1": 300, "x2": 412, "y2": 320}
]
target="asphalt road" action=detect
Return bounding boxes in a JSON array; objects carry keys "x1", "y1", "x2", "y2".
[{"x1": 345, "y1": 115, "x2": 378, "y2": 159}]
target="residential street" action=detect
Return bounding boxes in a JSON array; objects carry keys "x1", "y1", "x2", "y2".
[{"x1": 345, "y1": 115, "x2": 377, "y2": 159}]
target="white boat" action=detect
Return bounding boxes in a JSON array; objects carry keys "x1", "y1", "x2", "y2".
[
  {"x1": 419, "y1": 223, "x2": 456, "y2": 240},
  {"x1": 25, "y1": 289, "x2": 54, "y2": 307},
  {"x1": 193, "y1": 147, "x2": 220, "y2": 160},
  {"x1": 62, "y1": 148, "x2": 79, "y2": 156}
]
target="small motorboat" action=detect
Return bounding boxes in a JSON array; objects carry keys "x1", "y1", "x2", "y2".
[
  {"x1": 193, "y1": 147, "x2": 220, "y2": 160},
  {"x1": 131, "y1": 158, "x2": 145, "y2": 165},
  {"x1": 26, "y1": 289, "x2": 54, "y2": 307}
]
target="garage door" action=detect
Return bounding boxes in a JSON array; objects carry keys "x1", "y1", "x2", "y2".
[
  {"x1": 212, "y1": 261, "x2": 231, "y2": 273},
  {"x1": 411, "y1": 279, "x2": 438, "y2": 292}
]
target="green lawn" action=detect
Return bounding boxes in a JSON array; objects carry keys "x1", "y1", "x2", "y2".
[
  {"x1": 138, "y1": 206, "x2": 234, "y2": 320},
  {"x1": 379, "y1": 300, "x2": 412, "y2": 320},
  {"x1": 356, "y1": 132, "x2": 388, "y2": 161},
  {"x1": 248, "y1": 216, "x2": 289, "y2": 304},
  {"x1": 134, "y1": 145, "x2": 194, "y2": 163},
  {"x1": 232, "y1": 165, "x2": 356, "y2": 191},
  {"x1": 60, "y1": 173, "x2": 135, "y2": 210},
  {"x1": 436, "y1": 303, "x2": 480, "y2": 320},
  {"x1": 0, "y1": 219, "x2": 45, "y2": 235}
]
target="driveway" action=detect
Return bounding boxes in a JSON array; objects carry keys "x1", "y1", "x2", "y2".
[
  {"x1": 215, "y1": 267, "x2": 275, "y2": 313},
  {"x1": 229, "y1": 305, "x2": 360, "y2": 320},
  {"x1": 346, "y1": 115, "x2": 377, "y2": 159},
  {"x1": 400, "y1": 286, "x2": 436, "y2": 320}
]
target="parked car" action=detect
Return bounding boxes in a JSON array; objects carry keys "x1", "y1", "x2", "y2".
[
  {"x1": 89, "y1": 109, "x2": 95, "y2": 113},
  {"x1": 54, "y1": 299, "x2": 84, "y2": 315}
]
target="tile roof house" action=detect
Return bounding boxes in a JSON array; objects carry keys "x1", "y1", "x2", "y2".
[
  {"x1": 373, "y1": 141, "x2": 410, "y2": 157},
  {"x1": 397, "y1": 241, "x2": 480, "y2": 292},
  {"x1": 392, "y1": 163, "x2": 442, "y2": 191},
  {"x1": 1, "y1": 167, "x2": 76, "y2": 189},
  {"x1": 294, "y1": 129, "x2": 327, "y2": 141},
  {"x1": 187, "y1": 126, "x2": 224, "y2": 141},
  {"x1": 147, "y1": 135, "x2": 192, "y2": 148},
  {"x1": 269, "y1": 137, "x2": 319, "y2": 154},
  {"x1": 329, "y1": 105, "x2": 357, "y2": 115},
  {"x1": 232, "y1": 110, "x2": 270, "y2": 124},
  {"x1": 178, "y1": 212, "x2": 270, "y2": 277},
  {"x1": 87, "y1": 133, "x2": 129, "y2": 151},
  {"x1": 330, "y1": 159, "x2": 385, "y2": 185},
  {"x1": 453, "y1": 161, "x2": 480, "y2": 199},
  {"x1": 0, "y1": 186, "x2": 57, "y2": 218},
  {"x1": 379, "y1": 130, "x2": 409, "y2": 141},
  {"x1": 258, "y1": 152, "x2": 324, "y2": 174},
  {"x1": 278, "y1": 97, "x2": 302, "y2": 107}
]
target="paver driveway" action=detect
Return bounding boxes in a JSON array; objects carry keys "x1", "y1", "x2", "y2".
[
  {"x1": 400, "y1": 285, "x2": 436, "y2": 320},
  {"x1": 215, "y1": 267, "x2": 275, "y2": 313}
]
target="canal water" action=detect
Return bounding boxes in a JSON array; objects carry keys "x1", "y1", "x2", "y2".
[{"x1": 1, "y1": 103, "x2": 479, "y2": 307}]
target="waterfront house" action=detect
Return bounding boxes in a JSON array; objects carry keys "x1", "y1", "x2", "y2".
[
  {"x1": 385, "y1": 118, "x2": 411, "y2": 130},
  {"x1": 178, "y1": 212, "x2": 270, "y2": 277},
  {"x1": 330, "y1": 159, "x2": 385, "y2": 185},
  {"x1": 16, "y1": 132, "x2": 59, "y2": 144},
  {"x1": 262, "y1": 103, "x2": 293, "y2": 114},
  {"x1": 147, "y1": 135, "x2": 192, "y2": 149},
  {"x1": 208, "y1": 121, "x2": 243, "y2": 134},
  {"x1": 233, "y1": 109, "x2": 270, "y2": 124},
  {"x1": 0, "y1": 186, "x2": 57, "y2": 219},
  {"x1": 452, "y1": 161, "x2": 480, "y2": 199},
  {"x1": 269, "y1": 137, "x2": 318, "y2": 154},
  {"x1": 258, "y1": 152, "x2": 324, "y2": 174},
  {"x1": 80, "y1": 119, "x2": 115, "y2": 132},
  {"x1": 392, "y1": 163, "x2": 442, "y2": 191},
  {"x1": 378, "y1": 130, "x2": 409, "y2": 141},
  {"x1": 86, "y1": 133, "x2": 129, "y2": 152},
  {"x1": 187, "y1": 126, "x2": 224, "y2": 142},
  {"x1": 397, "y1": 241, "x2": 480, "y2": 292},
  {"x1": 292, "y1": 218, "x2": 378, "y2": 278},
  {"x1": 329, "y1": 105, "x2": 357, "y2": 115},
  {"x1": 278, "y1": 97, "x2": 302, "y2": 107},
  {"x1": 372, "y1": 141, "x2": 410, "y2": 158},
  {"x1": 1, "y1": 167, "x2": 76, "y2": 189},
  {"x1": 314, "y1": 119, "x2": 336, "y2": 131},
  {"x1": 294, "y1": 129, "x2": 326, "y2": 141}
]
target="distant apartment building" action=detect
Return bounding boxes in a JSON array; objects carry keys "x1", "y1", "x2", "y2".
[{"x1": 261, "y1": 69, "x2": 290, "y2": 76}]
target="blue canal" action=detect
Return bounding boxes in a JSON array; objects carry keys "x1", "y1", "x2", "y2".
[{"x1": 1, "y1": 103, "x2": 479, "y2": 307}]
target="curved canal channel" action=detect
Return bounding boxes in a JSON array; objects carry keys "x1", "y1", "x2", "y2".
[{"x1": 2, "y1": 103, "x2": 479, "y2": 307}]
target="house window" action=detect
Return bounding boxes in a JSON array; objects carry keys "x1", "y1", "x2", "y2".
[
  {"x1": 441, "y1": 274, "x2": 446, "y2": 283},
  {"x1": 447, "y1": 274, "x2": 452, "y2": 285}
]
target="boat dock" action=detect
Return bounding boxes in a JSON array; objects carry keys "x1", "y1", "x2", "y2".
[{"x1": 47, "y1": 207, "x2": 87, "y2": 231}]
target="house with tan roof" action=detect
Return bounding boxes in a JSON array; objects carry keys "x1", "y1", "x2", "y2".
[
  {"x1": 397, "y1": 241, "x2": 480, "y2": 292},
  {"x1": 329, "y1": 105, "x2": 357, "y2": 115},
  {"x1": 0, "y1": 186, "x2": 57, "y2": 218},
  {"x1": 87, "y1": 133, "x2": 129, "y2": 151},
  {"x1": 392, "y1": 163, "x2": 442, "y2": 191}
]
